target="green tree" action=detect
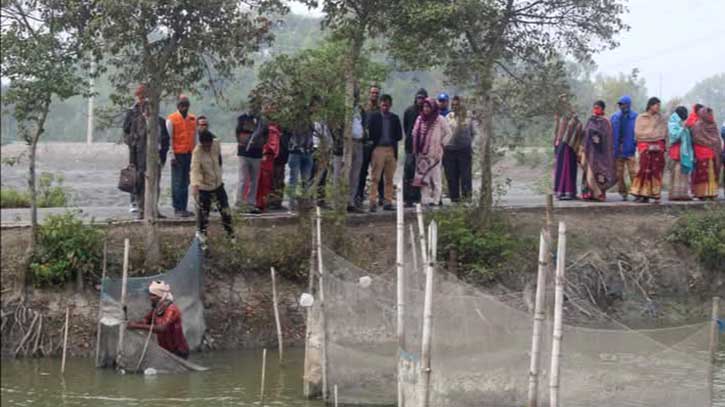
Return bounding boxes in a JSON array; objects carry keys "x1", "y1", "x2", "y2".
[
  {"x1": 388, "y1": 0, "x2": 628, "y2": 220},
  {"x1": 1, "y1": 0, "x2": 93, "y2": 294},
  {"x1": 89, "y1": 0, "x2": 300, "y2": 268},
  {"x1": 684, "y1": 73, "x2": 725, "y2": 121}
]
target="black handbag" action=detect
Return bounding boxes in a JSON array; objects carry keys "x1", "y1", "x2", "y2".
[{"x1": 118, "y1": 164, "x2": 137, "y2": 193}]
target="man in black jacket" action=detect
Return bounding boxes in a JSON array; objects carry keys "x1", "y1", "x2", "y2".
[
  {"x1": 402, "y1": 88, "x2": 427, "y2": 207},
  {"x1": 366, "y1": 94, "x2": 402, "y2": 211}
]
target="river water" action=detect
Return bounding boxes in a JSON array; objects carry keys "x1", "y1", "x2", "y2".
[{"x1": 2, "y1": 348, "x2": 723, "y2": 406}]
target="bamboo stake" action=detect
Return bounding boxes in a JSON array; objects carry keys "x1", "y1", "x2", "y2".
[
  {"x1": 396, "y1": 183, "x2": 405, "y2": 407},
  {"x1": 116, "y1": 238, "x2": 130, "y2": 368},
  {"x1": 420, "y1": 221, "x2": 437, "y2": 407},
  {"x1": 260, "y1": 348, "x2": 267, "y2": 403},
  {"x1": 528, "y1": 231, "x2": 549, "y2": 407},
  {"x1": 316, "y1": 207, "x2": 328, "y2": 401},
  {"x1": 416, "y1": 204, "x2": 428, "y2": 268},
  {"x1": 61, "y1": 306, "x2": 70, "y2": 374},
  {"x1": 409, "y1": 225, "x2": 419, "y2": 278},
  {"x1": 334, "y1": 384, "x2": 339, "y2": 407},
  {"x1": 708, "y1": 296, "x2": 720, "y2": 405},
  {"x1": 94, "y1": 239, "x2": 108, "y2": 367},
  {"x1": 303, "y1": 222, "x2": 316, "y2": 397},
  {"x1": 549, "y1": 222, "x2": 567, "y2": 407},
  {"x1": 271, "y1": 267, "x2": 284, "y2": 362}
]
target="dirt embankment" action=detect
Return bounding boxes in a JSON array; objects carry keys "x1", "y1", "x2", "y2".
[{"x1": 1, "y1": 204, "x2": 722, "y2": 358}]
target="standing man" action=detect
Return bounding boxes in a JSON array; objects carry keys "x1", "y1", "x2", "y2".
[
  {"x1": 286, "y1": 122, "x2": 315, "y2": 212},
  {"x1": 437, "y1": 93, "x2": 451, "y2": 117},
  {"x1": 366, "y1": 94, "x2": 403, "y2": 212},
  {"x1": 190, "y1": 119, "x2": 235, "y2": 239},
  {"x1": 403, "y1": 88, "x2": 427, "y2": 207},
  {"x1": 610, "y1": 95, "x2": 638, "y2": 200},
  {"x1": 443, "y1": 96, "x2": 475, "y2": 203},
  {"x1": 235, "y1": 113, "x2": 266, "y2": 213},
  {"x1": 355, "y1": 85, "x2": 384, "y2": 207},
  {"x1": 347, "y1": 86, "x2": 366, "y2": 213},
  {"x1": 166, "y1": 95, "x2": 196, "y2": 217},
  {"x1": 122, "y1": 85, "x2": 149, "y2": 219}
]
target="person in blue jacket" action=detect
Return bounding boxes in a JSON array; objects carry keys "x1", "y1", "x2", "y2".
[{"x1": 610, "y1": 95, "x2": 638, "y2": 200}]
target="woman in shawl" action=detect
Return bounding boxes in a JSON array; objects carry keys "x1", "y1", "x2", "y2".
[
  {"x1": 631, "y1": 97, "x2": 667, "y2": 203},
  {"x1": 667, "y1": 106, "x2": 693, "y2": 201},
  {"x1": 689, "y1": 106, "x2": 722, "y2": 200},
  {"x1": 580, "y1": 101, "x2": 615, "y2": 201},
  {"x1": 552, "y1": 99, "x2": 583, "y2": 200},
  {"x1": 412, "y1": 97, "x2": 452, "y2": 206}
]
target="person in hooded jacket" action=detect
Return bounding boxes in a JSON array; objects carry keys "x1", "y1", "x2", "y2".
[
  {"x1": 610, "y1": 95, "x2": 639, "y2": 200},
  {"x1": 402, "y1": 88, "x2": 427, "y2": 207}
]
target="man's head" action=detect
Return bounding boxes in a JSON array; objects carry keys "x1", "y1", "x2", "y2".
[
  {"x1": 148, "y1": 280, "x2": 173, "y2": 307},
  {"x1": 177, "y1": 94, "x2": 191, "y2": 115},
  {"x1": 437, "y1": 93, "x2": 449, "y2": 111},
  {"x1": 617, "y1": 95, "x2": 632, "y2": 114},
  {"x1": 134, "y1": 84, "x2": 146, "y2": 104},
  {"x1": 197, "y1": 115, "x2": 209, "y2": 133},
  {"x1": 593, "y1": 100, "x2": 606, "y2": 116},
  {"x1": 451, "y1": 95, "x2": 462, "y2": 112},
  {"x1": 369, "y1": 85, "x2": 380, "y2": 103},
  {"x1": 646, "y1": 97, "x2": 661, "y2": 114},
  {"x1": 380, "y1": 94, "x2": 393, "y2": 113},
  {"x1": 199, "y1": 128, "x2": 214, "y2": 152},
  {"x1": 415, "y1": 88, "x2": 428, "y2": 107}
]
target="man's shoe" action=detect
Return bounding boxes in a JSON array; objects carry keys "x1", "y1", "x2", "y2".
[
  {"x1": 176, "y1": 210, "x2": 193, "y2": 218},
  {"x1": 383, "y1": 204, "x2": 395, "y2": 211},
  {"x1": 347, "y1": 205, "x2": 364, "y2": 214},
  {"x1": 249, "y1": 207, "x2": 262, "y2": 214},
  {"x1": 129, "y1": 204, "x2": 139, "y2": 213},
  {"x1": 404, "y1": 202, "x2": 414, "y2": 208},
  {"x1": 156, "y1": 212, "x2": 167, "y2": 219},
  {"x1": 369, "y1": 204, "x2": 377, "y2": 213}
]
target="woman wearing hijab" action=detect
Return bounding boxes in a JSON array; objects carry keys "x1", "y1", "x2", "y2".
[
  {"x1": 631, "y1": 97, "x2": 667, "y2": 203},
  {"x1": 689, "y1": 106, "x2": 722, "y2": 200},
  {"x1": 580, "y1": 101, "x2": 615, "y2": 201},
  {"x1": 667, "y1": 106, "x2": 693, "y2": 201},
  {"x1": 412, "y1": 97, "x2": 452, "y2": 206},
  {"x1": 552, "y1": 97, "x2": 583, "y2": 200}
]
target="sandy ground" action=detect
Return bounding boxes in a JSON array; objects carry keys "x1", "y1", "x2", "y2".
[{"x1": 1, "y1": 142, "x2": 723, "y2": 226}]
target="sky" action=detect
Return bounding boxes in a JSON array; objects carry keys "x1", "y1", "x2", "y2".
[{"x1": 288, "y1": 0, "x2": 725, "y2": 100}]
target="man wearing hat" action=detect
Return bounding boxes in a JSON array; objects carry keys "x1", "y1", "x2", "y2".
[
  {"x1": 166, "y1": 95, "x2": 196, "y2": 217},
  {"x1": 128, "y1": 280, "x2": 190, "y2": 359},
  {"x1": 437, "y1": 92, "x2": 451, "y2": 117}
]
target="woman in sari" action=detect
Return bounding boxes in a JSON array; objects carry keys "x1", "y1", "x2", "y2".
[
  {"x1": 412, "y1": 97, "x2": 452, "y2": 206},
  {"x1": 553, "y1": 106, "x2": 583, "y2": 200},
  {"x1": 580, "y1": 101, "x2": 615, "y2": 201},
  {"x1": 689, "y1": 106, "x2": 722, "y2": 200},
  {"x1": 631, "y1": 97, "x2": 667, "y2": 203},
  {"x1": 667, "y1": 106, "x2": 693, "y2": 200}
]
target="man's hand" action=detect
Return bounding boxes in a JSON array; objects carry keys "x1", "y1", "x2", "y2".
[
  {"x1": 169, "y1": 152, "x2": 176, "y2": 166},
  {"x1": 127, "y1": 321, "x2": 141, "y2": 329},
  {"x1": 192, "y1": 185, "x2": 199, "y2": 198}
]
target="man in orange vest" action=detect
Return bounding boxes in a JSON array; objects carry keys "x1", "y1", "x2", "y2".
[{"x1": 166, "y1": 95, "x2": 196, "y2": 217}]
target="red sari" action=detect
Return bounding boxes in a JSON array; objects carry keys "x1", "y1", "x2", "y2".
[
  {"x1": 256, "y1": 123, "x2": 280, "y2": 210},
  {"x1": 690, "y1": 110, "x2": 722, "y2": 199}
]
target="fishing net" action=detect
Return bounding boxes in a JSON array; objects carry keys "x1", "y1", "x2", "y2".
[
  {"x1": 306, "y1": 226, "x2": 712, "y2": 407},
  {"x1": 96, "y1": 238, "x2": 207, "y2": 373}
]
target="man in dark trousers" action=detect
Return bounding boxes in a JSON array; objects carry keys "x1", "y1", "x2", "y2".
[
  {"x1": 355, "y1": 85, "x2": 385, "y2": 207},
  {"x1": 366, "y1": 94, "x2": 403, "y2": 212},
  {"x1": 402, "y1": 88, "x2": 427, "y2": 207}
]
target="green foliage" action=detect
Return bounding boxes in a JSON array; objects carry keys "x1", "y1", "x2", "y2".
[
  {"x1": 683, "y1": 73, "x2": 725, "y2": 121},
  {"x1": 0, "y1": 173, "x2": 70, "y2": 208},
  {"x1": 431, "y1": 208, "x2": 534, "y2": 283},
  {"x1": 667, "y1": 208, "x2": 725, "y2": 272},
  {"x1": 29, "y1": 212, "x2": 103, "y2": 287}
]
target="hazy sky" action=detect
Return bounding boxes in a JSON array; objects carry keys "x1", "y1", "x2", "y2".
[{"x1": 289, "y1": 0, "x2": 725, "y2": 99}]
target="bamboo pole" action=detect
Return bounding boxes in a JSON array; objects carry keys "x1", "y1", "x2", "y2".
[
  {"x1": 396, "y1": 183, "x2": 405, "y2": 407},
  {"x1": 303, "y1": 221, "x2": 316, "y2": 397},
  {"x1": 416, "y1": 204, "x2": 427, "y2": 267},
  {"x1": 549, "y1": 222, "x2": 567, "y2": 407},
  {"x1": 94, "y1": 239, "x2": 108, "y2": 367},
  {"x1": 316, "y1": 207, "x2": 328, "y2": 401},
  {"x1": 61, "y1": 306, "x2": 70, "y2": 374},
  {"x1": 420, "y1": 221, "x2": 437, "y2": 407},
  {"x1": 708, "y1": 296, "x2": 720, "y2": 405},
  {"x1": 271, "y1": 267, "x2": 284, "y2": 362},
  {"x1": 409, "y1": 225, "x2": 419, "y2": 278},
  {"x1": 260, "y1": 348, "x2": 267, "y2": 403},
  {"x1": 334, "y1": 384, "x2": 339, "y2": 407},
  {"x1": 116, "y1": 238, "x2": 130, "y2": 368},
  {"x1": 528, "y1": 230, "x2": 549, "y2": 407}
]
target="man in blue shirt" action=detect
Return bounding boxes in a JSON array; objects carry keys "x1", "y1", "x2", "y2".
[
  {"x1": 437, "y1": 93, "x2": 450, "y2": 117},
  {"x1": 610, "y1": 95, "x2": 638, "y2": 200}
]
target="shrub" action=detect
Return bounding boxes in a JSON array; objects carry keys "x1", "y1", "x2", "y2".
[
  {"x1": 0, "y1": 173, "x2": 69, "y2": 208},
  {"x1": 667, "y1": 207, "x2": 725, "y2": 272},
  {"x1": 30, "y1": 212, "x2": 103, "y2": 287},
  {"x1": 0, "y1": 188, "x2": 30, "y2": 208},
  {"x1": 431, "y1": 207, "x2": 535, "y2": 284}
]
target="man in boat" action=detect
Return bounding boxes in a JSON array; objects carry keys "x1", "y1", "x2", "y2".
[{"x1": 127, "y1": 280, "x2": 190, "y2": 359}]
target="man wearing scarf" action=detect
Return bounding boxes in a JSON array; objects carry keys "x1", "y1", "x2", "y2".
[
  {"x1": 128, "y1": 281, "x2": 190, "y2": 359},
  {"x1": 553, "y1": 95, "x2": 582, "y2": 200},
  {"x1": 580, "y1": 101, "x2": 615, "y2": 201},
  {"x1": 412, "y1": 97, "x2": 452, "y2": 206},
  {"x1": 667, "y1": 106, "x2": 693, "y2": 201},
  {"x1": 611, "y1": 95, "x2": 639, "y2": 200},
  {"x1": 689, "y1": 106, "x2": 722, "y2": 200},
  {"x1": 631, "y1": 97, "x2": 667, "y2": 202},
  {"x1": 402, "y1": 88, "x2": 428, "y2": 207}
]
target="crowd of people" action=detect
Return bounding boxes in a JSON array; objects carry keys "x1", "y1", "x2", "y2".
[
  {"x1": 554, "y1": 95, "x2": 725, "y2": 203},
  {"x1": 122, "y1": 84, "x2": 477, "y2": 237}
]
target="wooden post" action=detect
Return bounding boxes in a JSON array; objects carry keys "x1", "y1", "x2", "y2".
[
  {"x1": 303, "y1": 222, "x2": 316, "y2": 397},
  {"x1": 271, "y1": 267, "x2": 284, "y2": 363},
  {"x1": 260, "y1": 348, "x2": 267, "y2": 403},
  {"x1": 61, "y1": 306, "x2": 70, "y2": 374},
  {"x1": 409, "y1": 225, "x2": 419, "y2": 277},
  {"x1": 316, "y1": 207, "x2": 328, "y2": 401},
  {"x1": 420, "y1": 221, "x2": 437, "y2": 407},
  {"x1": 94, "y1": 239, "x2": 108, "y2": 367},
  {"x1": 549, "y1": 222, "x2": 567, "y2": 407},
  {"x1": 396, "y1": 183, "x2": 405, "y2": 407},
  {"x1": 708, "y1": 296, "x2": 720, "y2": 405},
  {"x1": 528, "y1": 231, "x2": 549, "y2": 407},
  {"x1": 334, "y1": 384, "x2": 339, "y2": 407},
  {"x1": 544, "y1": 194, "x2": 555, "y2": 319},
  {"x1": 416, "y1": 204, "x2": 428, "y2": 267},
  {"x1": 116, "y1": 238, "x2": 130, "y2": 368},
  {"x1": 85, "y1": 61, "x2": 95, "y2": 145}
]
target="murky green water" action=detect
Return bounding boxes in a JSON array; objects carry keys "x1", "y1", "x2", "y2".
[{"x1": 1, "y1": 348, "x2": 323, "y2": 407}]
